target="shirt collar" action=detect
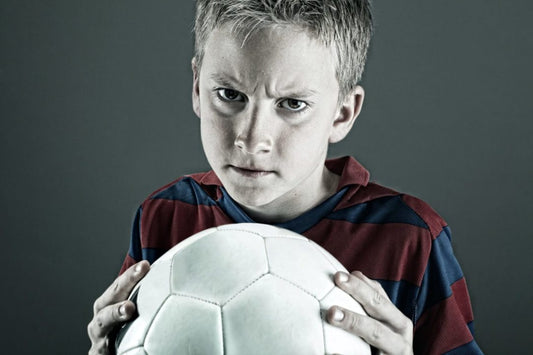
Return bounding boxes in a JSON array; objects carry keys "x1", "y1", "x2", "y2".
[{"x1": 325, "y1": 156, "x2": 370, "y2": 191}]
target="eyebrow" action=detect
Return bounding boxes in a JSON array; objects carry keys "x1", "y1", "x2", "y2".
[
  {"x1": 277, "y1": 88, "x2": 319, "y2": 98},
  {"x1": 208, "y1": 73, "x2": 241, "y2": 87},
  {"x1": 208, "y1": 73, "x2": 319, "y2": 98}
]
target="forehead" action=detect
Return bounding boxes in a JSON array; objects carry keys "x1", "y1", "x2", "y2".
[{"x1": 200, "y1": 25, "x2": 338, "y2": 91}]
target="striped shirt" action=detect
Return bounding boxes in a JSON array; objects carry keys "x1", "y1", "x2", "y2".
[{"x1": 120, "y1": 156, "x2": 482, "y2": 354}]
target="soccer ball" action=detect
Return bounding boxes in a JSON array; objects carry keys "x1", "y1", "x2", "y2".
[{"x1": 115, "y1": 223, "x2": 370, "y2": 355}]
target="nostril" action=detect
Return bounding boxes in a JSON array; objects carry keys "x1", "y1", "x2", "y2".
[
  {"x1": 234, "y1": 134, "x2": 272, "y2": 155},
  {"x1": 234, "y1": 135, "x2": 246, "y2": 150}
]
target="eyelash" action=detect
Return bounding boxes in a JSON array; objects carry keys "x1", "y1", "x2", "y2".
[
  {"x1": 277, "y1": 98, "x2": 309, "y2": 113},
  {"x1": 216, "y1": 88, "x2": 245, "y2": 102},
  {"x1": 214, "y1": 88, "x2": 310, "y2": 114}
]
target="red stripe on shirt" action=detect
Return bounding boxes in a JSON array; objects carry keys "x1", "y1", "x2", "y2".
[
  {"x1": 140, "y1": 199, "x2": 233, "y2": 250},
  {"x1": 306, "y1": 220, "x2": 432, "y2": 285},
  {"x1": 414, "y1": 278, "x2": 474, "y2": 354}
]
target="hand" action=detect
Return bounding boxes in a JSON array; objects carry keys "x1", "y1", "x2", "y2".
[
  {"x1": 327, "y1": 271, "x2": 413, "y2": 355},
  {"x1": 88, "y1": 260, "x2": 150, "y2": 355}
]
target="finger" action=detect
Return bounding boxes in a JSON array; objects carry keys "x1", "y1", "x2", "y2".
[
  {"x1": 327, "y1": 306, "x2": 410, "y2": 354},
  {"x1": 334, "y1": 271, "x2": 410, "y2": 332},
  {"x1": 89, "y1": 338, "x2": 110, "y2": 355},
  {"x1": 88, "y1": 300, "x2": 135, "y2": 341},
  {"x1": 88, "y1": 333, "x2": 120, "y2": 355},
  {"x1": 88, "y1": 333, "x2": 116, "y2": 355},
  {"x1": 93, "y1": 260, "x2": 150, "y2": 315}
]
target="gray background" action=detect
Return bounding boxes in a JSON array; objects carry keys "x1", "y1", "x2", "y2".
[{"x1": 1, "y1": 0, "x2": 531, "y2": 353}]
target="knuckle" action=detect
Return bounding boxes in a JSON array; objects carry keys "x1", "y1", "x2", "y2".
[
  {"x1": 401, "y1": 316, "x2": 413, "y2": 332},
  {"x1": 96, "y1": 314, "x2": 105, "y2": 329},
  {"x1": 111, "y1": 279, "x2": 121, "y2": 295},
  {"x1": 346, "y1": 313, "x2": 361, "y2": 332},
  {"x1": 90, "y1": 315, "x2": 106, "y2": 338},
  {"x1": 370, "y1": 323, "x2": 384, "y2": 342},
  {"x1": 89, "y1": 339, "x2": 110, "y2": 355},
  {"x1": 88, "y1": 321, "x2": 103, "y2": 342},
  {"x1": 371, "y1": 289, "x2": 383, "y2": 306}
]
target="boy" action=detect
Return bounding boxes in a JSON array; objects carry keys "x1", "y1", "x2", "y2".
[{"x1": 88, "y1": 1, "x2": 483, "y2": 354}]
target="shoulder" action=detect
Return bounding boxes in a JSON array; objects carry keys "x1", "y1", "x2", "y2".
[
  {"x1": 135, "y1": 171, "x2": 222, "y2": 233},
  {"x1": 139, "y1": 171, "x2": 221, "y2": 207},
  {"x1": 329, "y1": 156, "x2": 447, "y2": 239},
  {"x1": 339, "y1": 181, "x2": 447, "y2": 240},
  {"x1": 132, "y1": 171, "x2": 230, "y2": 259}
]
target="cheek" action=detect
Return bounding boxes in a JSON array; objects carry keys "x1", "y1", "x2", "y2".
[
  {"x1": 279, "y1": 125, "x2": 329, "y2": 163},
  {"x1": 201, "y1": 107, "x2": 235, "y2": 144}
]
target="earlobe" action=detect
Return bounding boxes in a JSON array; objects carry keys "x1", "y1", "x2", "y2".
[
  {"x1": 329, "y1": 86, "x2": 365, "y2": 143},
  {"x1": 191, "y1": 58, "x2": 201, "y2": 118}
]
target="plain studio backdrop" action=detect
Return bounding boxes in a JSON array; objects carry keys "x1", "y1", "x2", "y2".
[{"x1": 1, "y1": 1, "x2": 531, "y2": 353}]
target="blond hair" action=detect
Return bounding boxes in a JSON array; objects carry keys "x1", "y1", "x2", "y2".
[{"x1": 194, "y1": 0, "x2": 373, "y2": 100}]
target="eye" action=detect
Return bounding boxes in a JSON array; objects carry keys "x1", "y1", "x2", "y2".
[
  {"x1": 279, "y1": 98, "x2": 308, "y2": 112},
  {"x1": 217, "y1": 88, "x2": 245, "y2": 102}
]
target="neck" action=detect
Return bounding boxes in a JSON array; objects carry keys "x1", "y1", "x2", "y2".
[{"x1": 238, "y1": 167, "x2": 340, "y2": 224}]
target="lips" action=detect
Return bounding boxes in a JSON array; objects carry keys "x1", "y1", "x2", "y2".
[{"x1": 230, "y1": 165, "x2": 274, "y2": 178}]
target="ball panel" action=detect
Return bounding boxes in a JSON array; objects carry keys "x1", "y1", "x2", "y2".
[
  {"x1": 266, "y1": 237, "x2": 338, "y2": 299},
  {"x1": 115, "y1": 290, "x2": 149, "y2": 353},
  {"x1": 136, "y1": 257, "x2": 172, "y2": 315},
  {"x1": 223, "y1": 274, "x2": 325, "y2": 355},
  {"x1": 170, "y1": 229, "x2": 268, "y2": 304},
  {"x1": 116, "y1": 258, "x2": 173, "y2": 353},
  {"x1": 310, "y1": 241, "x2": 348, "y2": 273},
  {"x1": 158, "y1": 227, "x2": 218, "y2": 262},
  {"x1": 320, "y1": 287, "x2": 370, "y2": 355},
  {"x1": 144, "y1": 295, "x2": 223, "y2": 355}
]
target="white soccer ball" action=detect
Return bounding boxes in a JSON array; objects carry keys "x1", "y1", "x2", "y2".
[{"x1": 115, "y1": 223, "x2": 370, "y2": 355}]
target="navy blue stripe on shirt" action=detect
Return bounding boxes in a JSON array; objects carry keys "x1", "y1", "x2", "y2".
[
  {"x1": 415, "y1": 226, "x2": 464, "y2": 322},
  {"x1": 128, "y1": 206, "x2": 143, "y2": 261},
  {"x1": 328, "y1": 194, "x2": 429, "y2": 229},
  {"x1": 377, "y1": 279, "x2": 419, "y2": 321},
  {"x1": 277, "y1": 187, "x2": 349, "y2": 234},
  {"x1": 467, "y1": 321, "x2": 475, "y2": 336},
  {"x1": 218, "y1": 187, "x2": 254, "y2": 224},
  {"x1": 444, "y1": 337, "x2": 483, "y2": 354},
  {"x1": 218, "y1": 186, "x2": 350, "y2": 234},
  {"x1": 141, "y1": 248, "x2": 166, "y2": 265},
  {"x1": 151, "y1": 177, "x2": 217, "y2": 206}
]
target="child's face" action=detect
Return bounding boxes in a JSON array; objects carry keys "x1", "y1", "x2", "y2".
[{"x1": 193, "y1": 25, "x2": 362, "y2": 220}]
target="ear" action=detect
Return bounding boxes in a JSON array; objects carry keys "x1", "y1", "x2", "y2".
[
  {"x1": 329, "y1": 86, "x2": 365, "y2": 143},
  {"x1": 191, "y1": 57, "x2": 201, "y2": 118}
]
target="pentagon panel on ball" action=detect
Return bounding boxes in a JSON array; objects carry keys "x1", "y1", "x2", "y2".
[{"x1": 115, "y1": 223, "x2": 370, "y2": 355}]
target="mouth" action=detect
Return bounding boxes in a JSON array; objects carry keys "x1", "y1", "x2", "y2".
[{"x1": 230, "y1": 165, "x2": 274, "y2": 178}]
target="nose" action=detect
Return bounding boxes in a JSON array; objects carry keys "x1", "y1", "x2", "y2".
[{"x1": 234, "y1": 107, "x2": 273, "y2": 155}]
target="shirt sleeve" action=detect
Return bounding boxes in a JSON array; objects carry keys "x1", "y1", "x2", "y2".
[
  {"x1": 118, "y1": 206, "x2": 143, "y2": 275},
  {"x1": 413, "y1": 226, "x2": 483, "y2": 354}
]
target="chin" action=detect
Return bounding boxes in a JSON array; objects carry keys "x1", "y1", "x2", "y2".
[{"x1": 226, "y1": 185, "x2": 278, "y2": 208}]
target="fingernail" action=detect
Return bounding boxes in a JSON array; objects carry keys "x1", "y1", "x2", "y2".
[
  {"x1": 119, "y1": 303, "x2": 127, "y2": 316},
  {"x1": 134, "y1": 262, "x2": 143, "y2": 274},
  {"x1": 338, "y1": 272, "x2": 349, "y2": 283},
  {"x1": 333, "y1": 308, "x2": 345, "y2": 322}
]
